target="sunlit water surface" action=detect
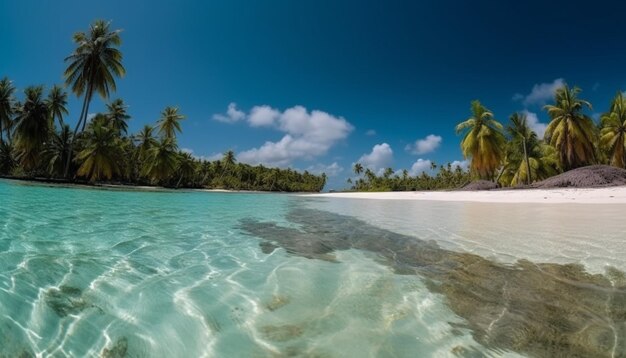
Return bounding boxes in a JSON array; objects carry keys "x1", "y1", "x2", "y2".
[{"x1": 1, "y1": 180, "x2": 624, "y2": 357}]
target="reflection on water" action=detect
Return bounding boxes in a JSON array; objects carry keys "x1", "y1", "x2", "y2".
[{"x1": 241, "y1": 207, "x2": 626, "y2": 358}]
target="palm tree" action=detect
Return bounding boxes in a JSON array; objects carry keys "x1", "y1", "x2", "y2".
[
  {"x1": 0, "y1": 77, "x2": 16, "y2": 144},
  {"x1": 134, "y1": 125, "x2": 157, "y2": 161},
  {"x1": 500, "y1": 142, "x2": 559, "y2": 187},
  {"x1": 76, "y1": 122, "x2": 123, "y2": 182},
  {"x1": 456, "y1": 100, "x2": 506, "y2": 180},
  {"x1": 507, "y1": 113, "x2": 534, "y2": 185},
  {"x1": 42, "y1": 125, "x2": 73, "y2": 177},
  {"x1": 222, "y1": 150, "x2": 236, "y2": 166},
  {"x1": 0, "y1": 141, "x2": 16, "y2": 174},
  {"x1": 45, "y1": 85, "x2": 69, "y2": 128},
  {"x1": 106, "y1": 98, "x2": 131, "y2": 135},
  {"x1": 142, "y1": 137, "x2": 179, "y2": 184},
  {"x1": 176, "y1": 152, "x2": 197, "y2": 187},
  {"x1": 157, "y1": 106, "x2": 185, "y2": 140},
  {"x1": 353, "y1": 162, "x2": 363, "y2": 175},
  {"x1": 600, "y1": 92, "x2": 626, "y2": 168},
  {"x1": 13, "y1": 86, "x2": 51, "y2": 171},
  {"x1": 64, "y1": 19, "x2": 125, "y2": 176},
  {"x1": 544, "y1": 85, "x2": 596, "y2": 170}
]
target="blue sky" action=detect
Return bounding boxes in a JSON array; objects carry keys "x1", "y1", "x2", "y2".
[{"x1": 3, "y1": 0, "x2": 626, "y2": 189}]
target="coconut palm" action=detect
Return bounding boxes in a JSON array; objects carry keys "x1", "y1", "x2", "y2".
[
  {"x1": 134, "y1": 125, "x2": 157, "y2": 162},
  {"x1": 45, "y1": 85, "x2": 69, "y2": 128},
  {"x1": 353, "y1": 162, "x2": 363, "y2": 175},
  {"x1": 76, "y1": 121, "x2": 123, "y2": 181},
  {"x1": 0, "y1": 77, "x2": 16, "y2": 144},
  {"x1": 142, "y1": 137, "x2": 179, "y2": 184},
  {"x1": 0, "y1": 141, "x2": 16, "y2": 174},
  {"x1": 456, "y1": 100, "x2": 506, "y2": 180},
  {"x1": 106, "y1": 98, "x2": 130, "y2": 135},
  {"x1": 599, "y1": 92, "x2": 626, "y2": 168},
  {"x1": 222, "y1": 150, "x2": 236, "y2": 166},
  {"x1": 543, "y1": 85, "x2": 596, "y2": 170},
  {"x1": 42, "y1": 125, "x2": 73, "y2": 177},
  {"x1": 64, "y1": 19, "x2": 125, "y2": 175},
  {"x1": 13, "y1": 86, "x2": 51, "y2": 171},
  {"x1": 156, "y1": 106, "x2": 185, "y2": 140},
  {"x1": 500, "y1": 142, "x2": 559, "y2": 187},
  {"x1": 507, "y1": 113, "x2": 534, "y2": 185},
  {"x1": 501, "y1": 114, "x2": 559, "y2": 186},
  {"x1": 176, "y1": 152, "x2": 198, "y2": 187}
]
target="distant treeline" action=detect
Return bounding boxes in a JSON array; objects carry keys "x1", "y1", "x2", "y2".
[{"x1": 0, "y1": 20, "x2": 325, "y2": 192}]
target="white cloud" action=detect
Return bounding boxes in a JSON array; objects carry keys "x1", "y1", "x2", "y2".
[
  {"x1": 513, "y1": 78, "x2": 565, "y2": 106},
  {"x1": 409, "y1": 159, "x2": 432, "y2": 176},
  {"x1": 522, "y1": 110, "x2": 547, "y2": 139},
  {"x1": 87, "y1": 113, "x2": 96, "y2": 122},
  {"x1": 238, "y1": 106, "x2": 353, "y2": 166},
  {"x1": 450, "y1": 160, "x2": 469, "y2": 171},
  {"x1": 306, "y1": 162, "x2": 344, "y2": 177},
  {"x1": 405, "y1": 134, "x2": 442, "y2": 155},
  {"x1": 181, "y1": 148, "x2": 194, "y2": 154},
  {"x1": 248, "y1": 105, "x2": 280, "y2": 127},
  {"x1": 213, "y1": 102, "x2": 246, "y2": 123},
  {"x1": 357, "y1": 143, "x2": 393, "y2": 174},
  {"x1": 365, "y1": 129, "x2": 377, "y2": 136}
]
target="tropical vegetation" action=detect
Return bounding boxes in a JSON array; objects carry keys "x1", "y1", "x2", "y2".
[
  {"x1": 4, "y1": 20, "x2": 626, "y2": 193},
  {"x1": 350, "y1": 83, "x2": 626, "y2": 191},
  {"x1": 0, "y1": 20, "x2": 325, "y2": 192}
]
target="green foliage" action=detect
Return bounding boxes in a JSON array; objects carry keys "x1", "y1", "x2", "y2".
[
  {"x1": 13, "y1": 86, "x2": 51, "y2": 171},
  {"x1": 76, "y1": 121, "x2": 123, "y2": 182},
  {"x1": 157, "y1": 106, "x2": 184, "y2": 140},
  {"x1": 0, "y1": 77, "x2": 16, "y2": 144},
  {"x1": 349, "y1": 162, "x2": 471, "y2": 191},
  {"x1": 599, "y1": 92, "x2": 626, "y2": 168},
  {"x1": 499, "y1": 113, "x2": 559, "y2": 187},
  {"x1": 544, "y1": 85, "x2": 596, "y2": 170},
  {"x1": 456, "y1": 100, "x2": 506, "y2": 180}
]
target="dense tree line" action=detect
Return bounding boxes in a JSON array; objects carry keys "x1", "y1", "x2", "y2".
[
  {"x1": 0, "y1": 20, "x2": 326, "y2": 192},
  {"x1": 351, "y1": 85, "x2": 626, "y2": 191}
]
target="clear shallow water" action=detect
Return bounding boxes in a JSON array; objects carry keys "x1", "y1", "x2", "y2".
[{"x1": 0, "y1": 180, "x2": 624, "y2": 357}]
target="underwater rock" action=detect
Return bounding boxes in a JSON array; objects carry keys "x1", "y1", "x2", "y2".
[
  {"x1": 260, "y1": 324, "x2": 304, "y2": 342},
  {"x1": 101, "y1": 337, "x2": 128, "y2": 358},
  {"x1": 240, "y1": 208, "x2": 626, "y2": 358},
  {"x1": 44, "y1": 285, "x2": 91, "y2": 317},
  {"x1": 265, "y1": 295, "x2": 290, "y2": 312}
]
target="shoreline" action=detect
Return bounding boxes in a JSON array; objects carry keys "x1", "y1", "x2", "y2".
[
  {"x1": 305, "y1": 186, "x2": 626, "y2": 204},
  {"x1": 0, "y1": 177, "x2": 284, "y2": 194}
]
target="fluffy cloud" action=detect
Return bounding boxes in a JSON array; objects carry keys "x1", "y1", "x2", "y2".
[
  {"x1": 213, "y1": 102, "x2": 246, "y2": 123},
  {"x1": 365, "y1": 129, "x2": 377, "y2": 136},
  {"x1": 248, "y1": 105, "x2": 280, "y2": 127},
  {"x1": 405, "y1": 134, "x2": 442, "y2": 155},
  {"x1": 450, "y1": 159, "x2": 469, "y2": 171},
  {"x1": 237, "y1": 106, "x2": 353, "y2": 166},
  {"x1": 409, "y1": 159, "x2": 432, "y2": 176},
  {"x1": 522, "y1": 110, "x2": 547, "y2": 139},
  {"x1": 513, "y1": 78, "x2": 565, "y2": 106},
  {"x1": 306, "y1": 162, "x2": 344, "y2": 177},
  {"x1": 357, "y1": 143, "x2": 393, "y2": 174}
]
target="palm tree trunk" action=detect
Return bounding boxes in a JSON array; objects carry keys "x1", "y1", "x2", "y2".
[
  {"x1": 63, "y1": 84, "x2": 92, "y2": 178},
  {"x1": 523, "y1": 140, "x2": 531, "y2": 185}
]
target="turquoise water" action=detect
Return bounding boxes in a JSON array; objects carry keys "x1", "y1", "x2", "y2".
[{"x1": 1, "y1": 180, "x2": 625, "y2": 357}]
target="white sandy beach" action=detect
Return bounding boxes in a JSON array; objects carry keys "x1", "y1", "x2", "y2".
[{"x1": 306, "y1": 186, "x2": 626, "y2": 204}]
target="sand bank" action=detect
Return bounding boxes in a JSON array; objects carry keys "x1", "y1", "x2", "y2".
[{"x1": 305, "y1": 187, "x2": 626, "y2": 204}]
